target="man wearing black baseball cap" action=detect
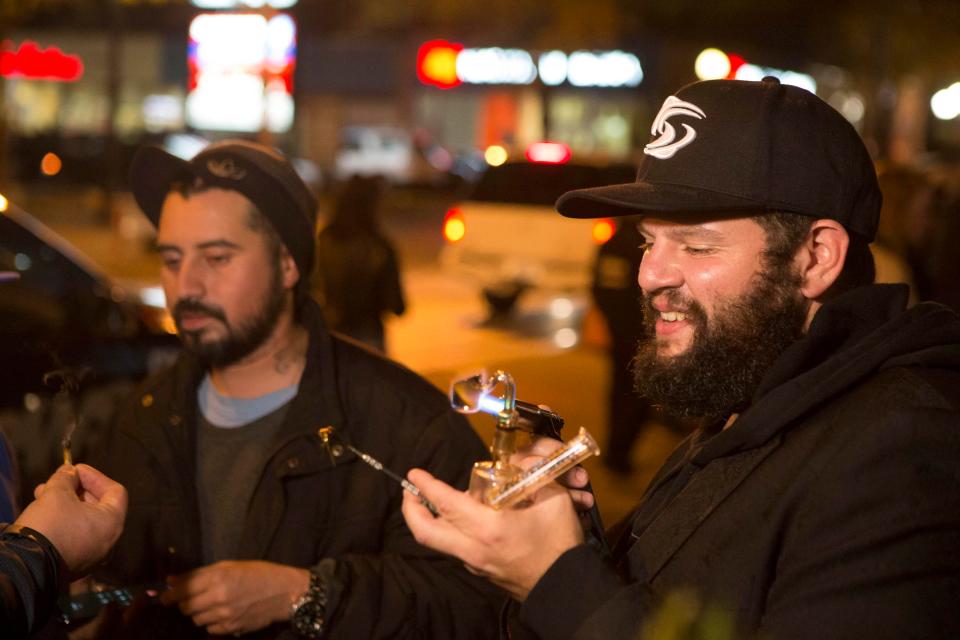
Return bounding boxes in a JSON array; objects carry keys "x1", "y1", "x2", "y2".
[
  {"x1": 403, "y1": 78, "x2": 960, "y2": 639},
  {"x1": 86, "y1": 140, "x2": 500, "y2": 638}
]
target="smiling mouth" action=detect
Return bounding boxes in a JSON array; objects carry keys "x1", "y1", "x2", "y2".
[{"x1": 660, "y1": 311, "x2": 689, "y2": 322}]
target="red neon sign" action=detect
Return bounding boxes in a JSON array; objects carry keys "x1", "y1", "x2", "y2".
[
  {"x1": 726, "y1": 53, "x2": 746, "y2": 79},
  {"x1": 417, "y1": 39, "x2": 463, "y2": 89},
  {"x1": 0, "y1": 40, "x2": 84, "y2": 82}
]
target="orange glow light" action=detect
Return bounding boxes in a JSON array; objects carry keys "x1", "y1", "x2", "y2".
[
  {"x1": 417, "y1": 39, "x2": 463, "y2": 89},
  {"x1": 40, "y1": 152, "x2": 62, "y2": 176},
  {"x1": 591, "y1": 218, "x2": 615, "y2": 245},
  {"x1": 442, "y1": 208, "x2": 466, "y2": 243}
]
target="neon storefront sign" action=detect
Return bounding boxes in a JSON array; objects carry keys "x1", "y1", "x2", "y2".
[{"x1": 417, "y1": 40, "x2": 643, "y2": 89}]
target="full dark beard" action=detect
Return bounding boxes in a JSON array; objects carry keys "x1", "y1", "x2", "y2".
[
  {"x1": 174, "y1": 266, "x2": 287, "y2": 368},
  {"x1": 632, "y1": 266, "x2": 808, "y2": 421}
]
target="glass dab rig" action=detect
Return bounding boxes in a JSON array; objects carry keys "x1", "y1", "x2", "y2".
[{"x1": 449, "y1": 370, "x2": 600, "y2": 509}]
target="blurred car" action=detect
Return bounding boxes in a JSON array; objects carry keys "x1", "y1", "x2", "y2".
[
  {"x1": 439, "y1": 143, "x2": 636, "y2": 315},
  {"x1": 0, "y1": 202, "x2": 178, "y2": 409},
  {"x1": 1, "y1": 201, "x2": 180, "y2": 506},
  {"x1": 333, "y1": 125, "x2": 465, "y2": 188},
  {"x1": 334, "y1": 125, "x2": 420, "y2": 184}
]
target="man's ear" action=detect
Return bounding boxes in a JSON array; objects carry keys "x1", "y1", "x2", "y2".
[
  {"x1": 279, "y1": 247, "x2": 301, "y2": 289},
  {"x1": 797, "y1": 219, "x2": 849, "y2": 300}
]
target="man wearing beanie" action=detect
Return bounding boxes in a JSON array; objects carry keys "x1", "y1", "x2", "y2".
[
  {"x1": 403, "y1": 78, "x2": 960, "y2": 639},
  {"x1": 86, "y1": 140, "x2": 500, "y2": 638}
]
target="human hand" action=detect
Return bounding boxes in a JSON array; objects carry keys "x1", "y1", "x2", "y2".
[
  {"x1": 513, "y1": 437, "x2": 595, "y2": 512},
  {"x1": 401, "y1": 468, "x2": 584, "y2": 601},
  {"x1": 160, "y1": 560, "x2": 309, "y2": 636},
  {"x1": 16, "y1": 464, "x2": 127, "y2": 576}
]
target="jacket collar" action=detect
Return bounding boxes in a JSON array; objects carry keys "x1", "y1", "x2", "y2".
[
  {"x1": 693, "y1": 284, "x2": 960, "y2": 464},
  {"x1": 274, "y1": 300, "x2": 348, "y2": 442},
  {"x1": 158, "y1": 299, "x2": 347, "y2": 429},
  {"x1": 620, "y1": 284, "x2": 960, "y2": 578},
  {"x1": 123, "y1": 300, "x2": 353, "y2": 487}
]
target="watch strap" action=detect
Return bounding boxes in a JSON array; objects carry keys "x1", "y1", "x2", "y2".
[{"x1": 291, "y1": 569, "x2": 327, "y2": 639}]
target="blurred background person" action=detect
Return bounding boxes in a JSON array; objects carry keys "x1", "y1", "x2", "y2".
[
  {"x1": 313, "y1": 176, "x2": 406, "y2": 353},
  {"x1": 588, "y1": 220, "x2": 651, "y2": 474},
  {"x1": 873, "y1": 164, "x2": 933, "y2": 304},
  {"x1": 874, "y1": 163, "x2": 960, "y2": 311},
  {"x1": 916, "y1": 164, "x2": 960, "y2": 312}
]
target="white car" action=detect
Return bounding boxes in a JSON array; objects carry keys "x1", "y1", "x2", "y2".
[
  {"x1": 440, "y1": 150, "x2": 635, "y2": 315},
  {"x1": 334, "y1": 125, "x2": 415, "y2": 183}
]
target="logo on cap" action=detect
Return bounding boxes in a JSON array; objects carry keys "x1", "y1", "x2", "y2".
[
  {"x1": 643, "y1": 96, "x2": 706, "y2": 160},
  {"x1": 206, "y1": 157, "x2": 247, "y2": 180}
]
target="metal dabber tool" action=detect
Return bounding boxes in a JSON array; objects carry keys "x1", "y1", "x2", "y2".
[{"x1": 318, "y1": 427, "x2": 439, "y2": 517}]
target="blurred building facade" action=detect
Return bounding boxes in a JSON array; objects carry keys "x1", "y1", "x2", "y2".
[{"x1": 3, "y1": 4, "x2": 960, "y2": 192}]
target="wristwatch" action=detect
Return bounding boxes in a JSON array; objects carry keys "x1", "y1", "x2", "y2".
[{"x1": 291, "y1": 570, "x2": 327, "y2": 639}]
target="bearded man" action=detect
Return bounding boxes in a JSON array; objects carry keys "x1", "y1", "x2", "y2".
[
  {"x1": 401, "y1": 77, "x2": 960, "y2": 639},
  {"x1": 83, "y1": 140, "x2": 500, "y2": 639}
]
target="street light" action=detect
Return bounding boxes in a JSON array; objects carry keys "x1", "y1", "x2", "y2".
[{"x1": 931, "y1": 82, "x2": 960, "y2": 120}]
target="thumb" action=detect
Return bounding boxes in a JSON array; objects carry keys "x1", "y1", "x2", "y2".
[
  {"x1": 42, "y1": 464, "x2": 80, "y2": 494},
  {"x1": 406, "y1": 469, "x2": 463, "y2": 511},
  {"x1": 408, "y1": 469, "x2": 488, "y2": 520},
  {"x1": 76, "y1": 464, "x2": 128, "y2": 513}
]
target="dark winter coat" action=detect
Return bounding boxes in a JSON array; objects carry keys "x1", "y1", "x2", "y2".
[
  {"x1": 92, "y1": 300, "x2": 501, "y2": 639},
  {"x1": 1, "y1": 525, "x2": 62, "y2": 637},
  {"x1": 518, "y1": 284, "x2": 960, "y2": 640}
]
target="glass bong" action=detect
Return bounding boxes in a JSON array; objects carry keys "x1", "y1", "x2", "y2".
[{"x1": 450, "y1": 370, "x2": 600, "y2": 509}]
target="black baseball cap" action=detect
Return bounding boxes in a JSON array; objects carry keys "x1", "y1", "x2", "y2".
[
  {"x1": 129, "y1": 139, "x2": 319, "y2": 276},
  {"x1": 556, "y1": 77, "x2": 881, "y2": 241}
]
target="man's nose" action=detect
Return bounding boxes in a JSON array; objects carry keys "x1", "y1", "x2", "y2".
[
  {"x1": 637, "y1": 248, "x2": 683, "y2": 294},
  {"x1": 176, "y1": 257, "x2": 206, "y2": 299}
]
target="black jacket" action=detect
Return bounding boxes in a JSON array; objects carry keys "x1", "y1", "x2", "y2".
[
  {"x1": 93, "y1": 301, "x2": 501, "y2": 639},
  {"x1": 1, "y1": 525, "x2": 62, "y2": 638},
  {"x1": 519, "y1": 284, "x2": 960, "y2": 639}
]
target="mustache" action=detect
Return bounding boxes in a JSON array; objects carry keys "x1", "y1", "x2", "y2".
[
  {"x1": 173, "y1": 299, "x2": 227, "y2": 325},
  {"x1": 640, "y1": 288, "x2": 706, "y2": 336},
  {"x1": 644, "y1": 287, "x2": 694, "y2": 310}
]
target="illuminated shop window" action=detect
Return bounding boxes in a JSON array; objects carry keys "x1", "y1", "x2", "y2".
[{"x1": 187, "y1": 12, "x2": 297, "y2": 133}]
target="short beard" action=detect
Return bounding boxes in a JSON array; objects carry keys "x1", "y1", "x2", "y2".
[
  {"x1": 632, "y1": 260, "x2": 808, "y2": 422},
  {"x1": 174, "y1": 265, "x2": 287, "y2": 368}
]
